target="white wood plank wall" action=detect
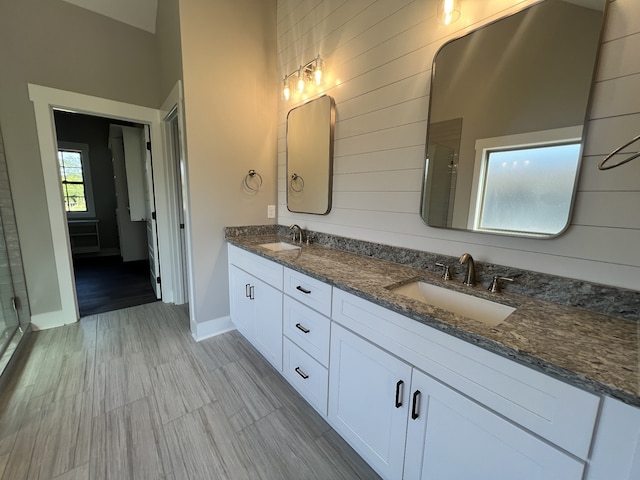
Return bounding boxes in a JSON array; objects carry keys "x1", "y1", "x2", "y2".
[{"x1": 276, "y1": 0, "x2": 640, "y2": 291}]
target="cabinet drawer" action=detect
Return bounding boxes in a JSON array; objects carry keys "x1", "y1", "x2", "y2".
[
  {"x1": 283, "y1": 296, "x2": 330, "y2": 367},
  {"x1": 283, "y1": 338, "x2": 328, "y2": 416},
  {"x1": 228, "y1": 244, "x2": 282, "y2": 289},
  {"x1": 332, "y1": 288, "x2": 600, "y2": 460},
  {"x1": 283, "y1": 267, "x2": 332, "y2": 316}
]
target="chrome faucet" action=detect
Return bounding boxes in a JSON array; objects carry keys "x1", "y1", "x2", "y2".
[
  {"x1": 289, "y1": 224, "x2": 304, "y2": 243},
  {"x1": 459, "y1": 253, "x2": 476, "y2": 286}
]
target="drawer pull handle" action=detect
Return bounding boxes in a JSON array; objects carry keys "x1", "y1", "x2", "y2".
[
  {"x1": 295, "y1": 323, "x2": 310, "y2": 334},
  {"x1": 411, "y1": 390, "x2": 421, "y2": 420},
  {"x1": 296, "y1": 285, "x2": 311, "y2": 294},
  {"x1": 295, "y1": 367, "x2": 309, "y2": 379},
  {"x1": 245, "y1": 283, "x2": 251, "y2": 297},
  {"x1": 249, "y1": 285, "x2": 255, "y2": 300},
  {"x1": 395, "y1": 380, "x2": 404, "y2": 408}
]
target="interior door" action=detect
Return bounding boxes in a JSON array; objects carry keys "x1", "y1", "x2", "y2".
[
  {"x1": 143, "y1": 125, "x2": 161, "y2": 299},
  {"x1": 169, "y1": 112, "x2": 189, "y2": 302}
]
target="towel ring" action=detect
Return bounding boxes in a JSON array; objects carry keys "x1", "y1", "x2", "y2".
[
  {"x1": 598, "y1": 132, "x2": 640, "y2": 170},
  {"x1": 290, "y1": 173, "x2": 305, "y2": 193},
  {"x1": 244, "y1": 169, "x2": 263, "y2": 192}
]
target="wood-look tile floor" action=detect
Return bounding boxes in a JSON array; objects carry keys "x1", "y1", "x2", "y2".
[{"x1": 0, "y1": 302, "x2": 379, "y2": 480}]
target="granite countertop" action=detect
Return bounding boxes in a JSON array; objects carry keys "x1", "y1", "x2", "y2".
[{"x1": 227, "y1": 234, "x2": 640, "y2": 407}]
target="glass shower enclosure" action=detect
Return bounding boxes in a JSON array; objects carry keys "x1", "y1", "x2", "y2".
[
  {"x1": 0, "y1": 212, "x2": 19, "y2": 359},
  {"x1": 0, "y1": 123, "x2": 29, "y2": 373}
]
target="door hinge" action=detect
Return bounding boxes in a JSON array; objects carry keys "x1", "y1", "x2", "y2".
[
  {"x1": 152, "y1": 211, "x2": 157, "y2": 220},
  {"x1": 157, "y1": 276, "x2": 161, "y2": 284},
  {"x1": 146, "y1": 141, "x2": 151, "y2": 151}
]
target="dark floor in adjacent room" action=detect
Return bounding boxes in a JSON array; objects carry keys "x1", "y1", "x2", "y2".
[{"x1": 73, "y1": 256, "x2": 158, "y2": 317}]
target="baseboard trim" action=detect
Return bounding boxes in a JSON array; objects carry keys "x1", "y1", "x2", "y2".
[
  {"x1": 191, "y1": 315, "x2": 235, "y2": 342},
  {"x1": 31, "y1": 309, "x2": 77, "y2": 330}
]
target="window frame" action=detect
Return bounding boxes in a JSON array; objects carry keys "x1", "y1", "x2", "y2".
[
  {"x1": 469, "y1": 126, "x2": 583, "y2": 236},
  {"x1": 57, "y1": 141, "x2": 96, "y2": 219}
]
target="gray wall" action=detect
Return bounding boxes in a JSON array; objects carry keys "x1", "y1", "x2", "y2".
[
  {"x1": 179, "y1": 0, "x2": 278, "y2": 326},
  {"x1": 0, "y1": 0, "x2": 161, "y2": 316},
  {"x1": 157, "y1": 0, "x2": 184, "y2": 101}
]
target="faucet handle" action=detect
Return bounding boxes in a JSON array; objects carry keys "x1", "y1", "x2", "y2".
[
  {"x1": 488, "y1": 275, "x2": 513, "y2": 293},
  {"x1": 435, "y1": 263, "x2": 452, "y2": 281}
]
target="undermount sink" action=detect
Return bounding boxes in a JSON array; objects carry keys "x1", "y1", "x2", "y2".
[
  {"x1": 259, "y1": 242, "x2": 301, "y2": 252},
  {"x1": 389, "y1": 281, "x2": 515, "y2": 327}
]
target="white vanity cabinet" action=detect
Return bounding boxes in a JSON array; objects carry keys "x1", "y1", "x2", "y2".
[
  {"x1": 228, "y1": 245, "x2": 283, "y2": 370},
  {"x1": 329, "y1": 323, "x2": 584, "y2": 480},
  {"x1": 282, "y1": 267, "x2": 332, "y2": 415},
  {"x1": 329, "y1": 323, "x2": 412, "y2": 479},
  {"x1": 331, "y1": 288, "x2": 599, "y2": 480},
  {"x1": 586, "y1": 396, "x2": 640, "y2": 480},
  {"x1": 226, "y1": 244, "x2": 631, "y2": 480},
  {"x1": 405, "y1": 369, "x2": 584, "y2": 480}
]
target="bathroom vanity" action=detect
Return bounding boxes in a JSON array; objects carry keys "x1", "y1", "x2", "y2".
[{"x1": 226, "y1": 233, "x2": 640, "y2": 480}]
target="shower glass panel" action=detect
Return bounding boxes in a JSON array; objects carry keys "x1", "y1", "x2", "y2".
[{"x1": 0, "y1": 211, "x2": 19, "y2": 358}]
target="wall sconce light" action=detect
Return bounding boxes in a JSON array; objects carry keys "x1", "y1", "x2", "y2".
[
  {"x1": 437, "y1": 0, "x2": 461, "y2": 25},
  {"x1": 282, "y1": 54, "x2": 324, "y2": 101}
]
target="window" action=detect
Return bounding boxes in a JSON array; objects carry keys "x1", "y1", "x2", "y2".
[
  {"x1": 476, "y1": 142, "x2": 581, "y2": 236},
  {"x1": 57, "y1": 142, "x2": 95, "y2": 218}
]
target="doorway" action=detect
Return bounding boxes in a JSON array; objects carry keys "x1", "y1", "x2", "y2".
[
  {"x1": 54, "y1": 111, "x2": 160, "y2": 317},
  {"x1": 29, "y1": 83, "x2": 190, "y2": 329}
]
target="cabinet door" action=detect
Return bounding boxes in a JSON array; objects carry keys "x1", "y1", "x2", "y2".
[
  {"x1": 229, "y1": 265, "x2": 255, "y2": 339},
  {"x1": 404, "y1": 369, "x2": 585, "y2": 480},
  {"x1": 586, "y1": 397, "x2": 640, "y2": 480},
  {"x1": 253, "y1": 276, "x2": 283, "y2": 371},
  {"x1": 328, "y1": 324, "x2": 412, "y2": 480}
]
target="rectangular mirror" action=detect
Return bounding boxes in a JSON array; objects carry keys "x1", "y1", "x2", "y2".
[
  {"x1": 421, "y1": 0, "x2": 607, "y2": 238},
  {"x1": 287, "y1": 95, "x2": 335, "y2": 215}
]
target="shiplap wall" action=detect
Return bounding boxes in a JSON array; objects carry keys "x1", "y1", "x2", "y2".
[{"x1": 276, "y1": 0, "x2": 640, "y2": 291}]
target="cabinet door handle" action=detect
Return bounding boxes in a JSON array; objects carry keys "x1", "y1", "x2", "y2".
[
  {"x1": 245, "y1": 283, "x2": 251, "y2": 297},
  {"x1": 296, "y1": 285, "x2": 311, "y2": 294},
  {"x1": 295, "y1": 323, "x2": 310, "y2": 334},
  {"x1": 395, "y1": 380, "x2": 404, "y2": 408},
  {"x1": 249, "y1": 285, "x2": 255, "y2": 300},
  {"x1": 411, "y1": 390, "x2": 421, "y2": 420},
  {"x1": 295, "y1": 367, "x2": 309, "y2": 379}
]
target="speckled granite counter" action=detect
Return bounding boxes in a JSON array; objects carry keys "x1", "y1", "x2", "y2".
[{"x1": 226, "y1": 232, "x2": 640, "y2": 407}]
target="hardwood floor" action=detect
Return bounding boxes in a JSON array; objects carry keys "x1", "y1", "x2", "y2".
[
  {"x1": 73, "y1": 257, "x2": 158, "y2": 317},
  {"x1": 0, "y1": 302, "x2": 379, "y2": 480}
]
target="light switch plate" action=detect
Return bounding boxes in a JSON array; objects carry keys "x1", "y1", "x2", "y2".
[{"x1": 267, "y1": 205, "x2": 276, "y2": 218}]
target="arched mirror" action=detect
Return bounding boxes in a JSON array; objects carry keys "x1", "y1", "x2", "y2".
[{"x1": 421, "y1": 0, "x2": 607, "y2": 237}]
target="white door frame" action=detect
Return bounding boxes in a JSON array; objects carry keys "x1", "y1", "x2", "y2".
[
  {"x1": 159, "y1": 81, "x2": 194, "y2": 312},
  {"x1": 29, "y1": 83, "x2": 182, "y2": 329}
]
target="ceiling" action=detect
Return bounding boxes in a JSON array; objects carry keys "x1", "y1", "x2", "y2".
[{"x1": 62, "y1": 0, "x2": 158, "y2": 33}]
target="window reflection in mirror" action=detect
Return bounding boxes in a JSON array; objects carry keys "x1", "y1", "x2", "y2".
[
  {"x1": 421, "y1": 0, "x2": 607, "y2": 238},
  {"x1": 286, "y1": 95, "x2": 335, "y2": 215},
  {"x1": 477, "y1": 142, "x2": 581, "y2": 235}
]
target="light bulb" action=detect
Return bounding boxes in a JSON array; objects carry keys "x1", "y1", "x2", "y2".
[
  {"x1": 282, "y1": 76, "x2": 290, "y2": 100},
  {"x1": 314, "y1": 55, "x2": 323, "y2": 86},
  {"x1": 437, "y1": 0, "x2": 461, "y2": 25},
  {"x1": 297, "y1": 67, "x2": 305, "y2": 93}
]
